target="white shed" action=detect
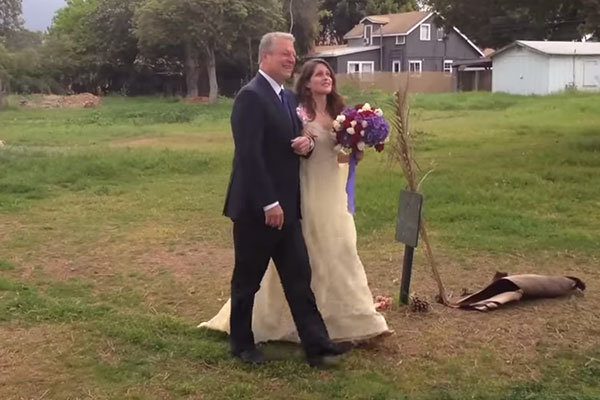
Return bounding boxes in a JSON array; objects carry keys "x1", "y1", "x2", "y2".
[{"x1": 491, "y1": 41, "x2": 600, "y2": 95}]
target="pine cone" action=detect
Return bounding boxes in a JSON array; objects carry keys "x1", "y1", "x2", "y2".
[{"x1": 410, "y1": 295, "x2": 430, "y2": 313}]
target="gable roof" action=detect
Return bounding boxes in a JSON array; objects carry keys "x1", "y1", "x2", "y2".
[
  {"x1": 343, "y1": 11, "x2": 484, "y2": 57},
  {"x1": 491, "y1": 40, "x2": 600, "y2": 57},
  {"x1": 343, "y1": 11, "x2": 432, "y2": 39}
]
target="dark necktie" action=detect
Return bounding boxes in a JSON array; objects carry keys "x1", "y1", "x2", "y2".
[{"x1": 279, "y1": 89, "x2": 293, "y2": 122}]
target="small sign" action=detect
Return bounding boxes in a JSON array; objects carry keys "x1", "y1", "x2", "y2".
[{"x1": 395, "y1": 190, "x2": 423, "y2": 248}]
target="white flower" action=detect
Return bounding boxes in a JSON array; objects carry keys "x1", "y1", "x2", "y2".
[
  {"x1": 336, "y1": 115, "x2": 346, "y2": 123},
  {"x1": 350, "y1": 120, "x2": 357, "y2": 127},
  {"x1": 375, "y1": 108, "x2": 383, "y2": 116},
  {"x1": 384, "y1": 135, "x2": 390, "y2": 143},
  {"x1": 346, "y1": 127, "x2": 355, "y2": 135},
  {"x1": 357, "y1": 141, "x2": 366, "y2": 151},
  {"x1": 361, "y1": 121, "x2": 368, "y2": 128},
  {"x1": 332, "y1": 121, "x2": 341, "y2": 131},
  {"x1": 362, "y1": 103, "x2": 371, "y2": 111},
  {"x1": 0, "y1": 140, "x2": 5, "y2": 148},
  {"x1": 333, "y1": 144, "x2": 343, "y2": 153},
  {"x1": 360, "y1": 129, "x2": 365, "y2": 136}
]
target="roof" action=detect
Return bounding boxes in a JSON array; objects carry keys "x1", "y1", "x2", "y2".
[
  {"x1": 492, "y1": 40, "x2": 600, "y2": 57},
  {"x1": 307, "y1": 45, "x2": 380, "y2": 58},
  {"x1": 343, "y1": 11, "x2": 484, "y2": 57},
  {"x1": 344, "y1": 11, "x2": 431, "y2": 39},
  {"x1": 452, "y1": 58, "x2": 492, "y2": 68}
]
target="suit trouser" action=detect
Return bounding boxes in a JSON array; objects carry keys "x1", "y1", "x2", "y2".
[{"x1": 230, "y1": 219, "x2": 332, "y2": 356}]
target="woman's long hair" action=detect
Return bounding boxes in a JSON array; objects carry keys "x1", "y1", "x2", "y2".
[{"x1": 295, "y1": 59, "x2": 345, "y2": 121}]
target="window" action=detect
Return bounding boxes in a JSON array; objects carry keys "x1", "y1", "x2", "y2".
[
  {"x1": 364, "y1": 25, "x2": 373, "y2": 45},
  {"x1": 347, "y1": 61, "x2": 375, "y2": 74},
  {"x1": 409, "y1": 60, "x2": 422, "y2": 75},
  {"x1": 395, "y1": 35, "x2": 406, "y2": 45},
  {"x1": 392, "y1": 59, "x2": 401, "y2": 73},
  {"x1": 420, "y1": 24, "x2": 431, "y2": 41},
  {"x1": 443, "y1": 60, "x2": 453, "y2": 74},
  {"x1": 436, "y1": 27, "x2": 445, "y2": 41}
]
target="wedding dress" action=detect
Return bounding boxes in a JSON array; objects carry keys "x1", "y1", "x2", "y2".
[{"x1": 199, "y1": 121, "x2": 390, "y2": 343}]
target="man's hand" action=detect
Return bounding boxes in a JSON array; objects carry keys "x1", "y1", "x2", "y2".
[
  {"x1": 291, "y1": 136, "x2": 313, "y2": 155},
  {"x1": 265, "y1": 205, "x2": 284, "y2": 230}
]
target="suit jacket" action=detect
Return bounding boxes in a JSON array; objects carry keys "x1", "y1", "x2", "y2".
[{"x1": 223, "y1": 73, "x2": 303, "y2": 223}]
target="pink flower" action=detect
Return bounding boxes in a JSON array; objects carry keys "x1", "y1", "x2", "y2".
[
  {"x1": 374, "y1": 295, "x2": 392, "y2": 311},
  {"x1": 296, "y1": 106, "x2": 310, "y2": 126}
]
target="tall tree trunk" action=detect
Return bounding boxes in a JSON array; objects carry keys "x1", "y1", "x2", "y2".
[
  {"x1": 248, "y1": 37, "x2": 254, "y2": 77},
  {"x1": 206, "y1": 43, "x2": 218, "y2": 103},
  {"x1": 184, "y1": 41, "x2": 200, "y2": 97},
  {"x1": 0, "y1": 77, "x2": 4, "y2": 110}
]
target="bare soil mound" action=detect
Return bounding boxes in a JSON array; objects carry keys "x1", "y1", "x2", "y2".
[{"x1": 19, "y1": 93, "x2": 102, "y2": 109}]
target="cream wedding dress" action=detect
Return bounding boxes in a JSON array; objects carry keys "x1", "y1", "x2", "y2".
[{"x1": 199, "y1": 121, "x2": 390, "y2": 343}]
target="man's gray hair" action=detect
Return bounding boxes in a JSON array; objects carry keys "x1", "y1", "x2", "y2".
[{"x1": 258, "y1": 32, "x2": 295, "y2": 61}]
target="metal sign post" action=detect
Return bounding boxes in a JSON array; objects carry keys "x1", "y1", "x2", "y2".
[{"x1": 395, "y1": 190, "x2": 423, "y2": 305}]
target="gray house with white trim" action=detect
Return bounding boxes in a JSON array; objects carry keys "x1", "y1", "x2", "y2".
[{"x1": 308, "y1": 11, "x2": 484, "y2": 74}]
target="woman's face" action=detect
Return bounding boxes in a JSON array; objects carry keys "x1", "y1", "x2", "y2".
[{"x1": 307, "y1": 63, "x2": 333, "y2": 96}]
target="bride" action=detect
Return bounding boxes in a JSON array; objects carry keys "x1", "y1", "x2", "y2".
[{"x1": 199, "y1": 59, "x2": 391, "y2": 344}]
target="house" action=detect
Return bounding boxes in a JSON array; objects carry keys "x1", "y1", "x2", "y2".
[
  {"x1": 491, "y1": 41, "x2": 600, "y2": 95},
  {"x1": 307, "y1": 11, "x2": 484, "y2": 75}
]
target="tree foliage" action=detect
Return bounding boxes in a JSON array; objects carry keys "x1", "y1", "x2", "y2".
[
  {"x1": 0, "y1": 0, "x2": 22, "y2": 40},
  {"x1": 425, "y1": 0, "x2": 599, "y2": 49},
  {"x1": 135, "y1": 0, "x2": 282, "y2": 100}
]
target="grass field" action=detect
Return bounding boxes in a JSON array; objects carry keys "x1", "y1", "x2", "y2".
[{"x1": 1, "y1": 90, "x2": 599, "y2": 399}]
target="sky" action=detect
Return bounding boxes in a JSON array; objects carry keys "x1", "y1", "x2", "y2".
[{"x1": 22, "y1": 0, "x2": 67, "y2": 32}]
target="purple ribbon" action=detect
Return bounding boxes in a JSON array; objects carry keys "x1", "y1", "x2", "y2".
[{"x1": 346, "y1": 152, "x2": 358, "y2": 215}]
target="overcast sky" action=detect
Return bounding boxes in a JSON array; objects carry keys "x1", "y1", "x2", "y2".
[{"x1": 22, "y1": 0, "x2": 66, "y2": 32}]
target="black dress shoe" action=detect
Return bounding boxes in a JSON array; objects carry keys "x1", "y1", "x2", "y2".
[
  {"x1": 307, "y1": 342, "x2": 352, "y2": 368},
  {"x1": 233, "y1": 348, "x2": 266, "y2": 365}
]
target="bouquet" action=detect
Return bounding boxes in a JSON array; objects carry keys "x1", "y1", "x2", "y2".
[
  {"x1": 332, "y1": 103, "x2": 390, "y2": 214},
  {"x1": 332, "y1": 103, "x2": 390, "y2": 154}
]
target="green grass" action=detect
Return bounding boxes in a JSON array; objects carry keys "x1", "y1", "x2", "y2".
[{"x1": 1, "y1": 92, "x2": 599, "y2": 399}]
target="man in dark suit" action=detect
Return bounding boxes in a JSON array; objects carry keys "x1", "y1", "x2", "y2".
[{"x1": 224, "y1": 32, "x2": 348, "y2": 367}]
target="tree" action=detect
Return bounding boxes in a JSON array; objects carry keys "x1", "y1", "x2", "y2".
[
  {"x1": 0, "y1": 0, "x2": 22, "y2": 104},
  {"x1": 85, "y1": 0, "x2": 143, "y2": 93},
  {"x1": 48, "y1": 0, "x2": 101, "y2": 90},
  {"x1": 135, "y1": 0, "x2": 282, "y2": 101},
  {"x1": 0, "y1": 43, "x2": 10, "y2": 107},
  {"x1": 425, "y1": 0, "x2": 592, "y2": 49},
  {"x1": 285, "y1": 0, "x2": 319, "y2": 55},
  {"x1": 319, "y1": 0, "x2": 418, "y2": 43},
  {"x1": 48, "y1": 0, "x2": 145, "y2": 93},
  {"x1": 582, "y1": 0, "x2": 600, "y2": 40},
  {"x1": 0, "y1": 0, "x2": 22, "y2": 40},
  {"x1": 4, "y1": 28, "x2": 43, "y2": 51}
]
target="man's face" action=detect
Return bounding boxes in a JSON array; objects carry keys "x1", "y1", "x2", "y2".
[{"x1": 262, "y1": 38, "x2": 296, "y2": 83}]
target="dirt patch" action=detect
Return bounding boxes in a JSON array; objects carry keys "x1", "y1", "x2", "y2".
[
  {"x1": 0, "y1": 324, "x2": 78, "y2": 399},
  {"x1": 111, "y1": 134, "x2": 229, "y2": 149},
  {"x1": 359, "y1": 249, "x2": 599, "y2": 380},
  {"x1": 184, "y1": 96, "x2": 210, "y2": 104},
  {"x1": 134, "y1": 244, "x2": 234, "y2": 320},
  {"x1": 19, "y1": 93, "x2": 102, "y2": 109},
  {"x1": 5, "y1": 223, "x2": 599, "y2": 384}
]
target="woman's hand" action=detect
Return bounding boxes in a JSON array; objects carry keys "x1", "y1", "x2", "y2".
[
  {"x1": 337, "y1": 152, "x2": 350, "y2": 164},
  {"x1": 303, "y1": 128, "x2": 318, "y2": 140}
]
